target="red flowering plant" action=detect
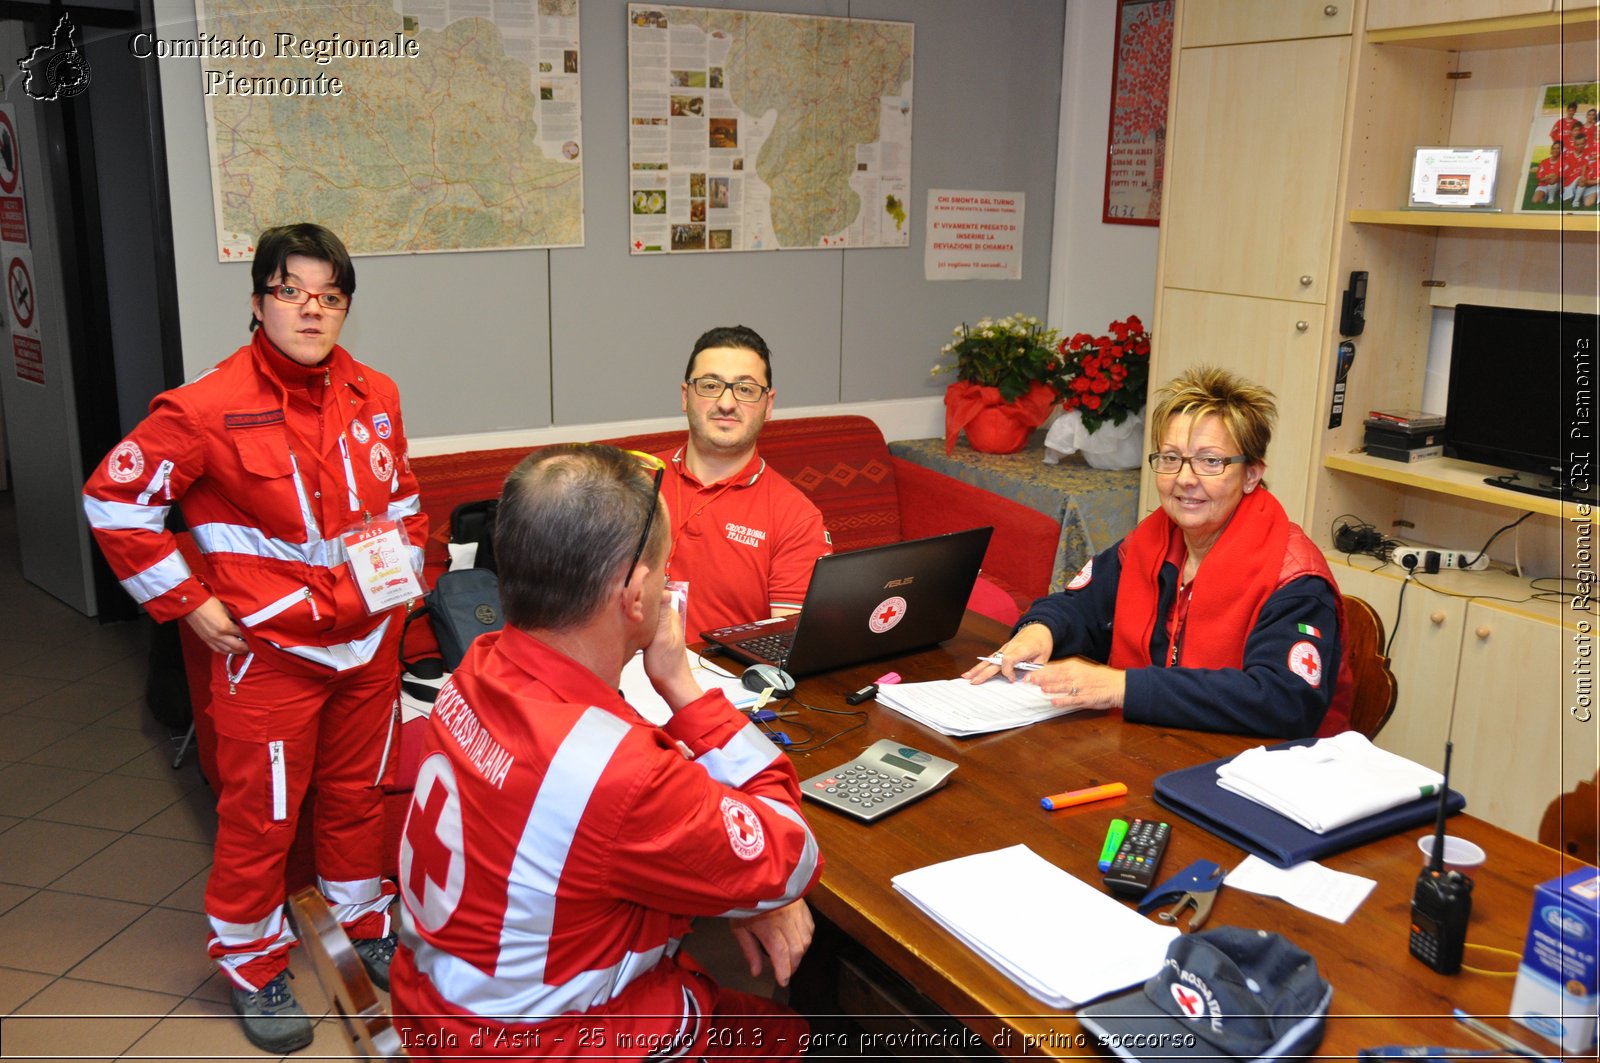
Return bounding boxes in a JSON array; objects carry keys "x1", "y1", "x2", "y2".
[{"x1": 1054, "y1": 315, "x2": 1152, "y2": 432}]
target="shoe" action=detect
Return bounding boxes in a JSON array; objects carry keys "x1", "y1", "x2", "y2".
[
  {"x1": 352, "y1": 932, "x2": 396, "y2": 992},
  {"x1": 230, "y1": 971, "x2": 313, "y2": 1054}
]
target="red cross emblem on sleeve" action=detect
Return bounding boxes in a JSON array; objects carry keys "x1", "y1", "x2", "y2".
[
  {"x1": 721, "y1": 796, "x2": 765, "y2": 860},
  {"x1": 1287, "y1": 640, "x2": 1323, "y2": 686}
]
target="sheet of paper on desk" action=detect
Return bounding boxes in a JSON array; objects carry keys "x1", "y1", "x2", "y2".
[
  {"x1": 875, "y1": 676, "x2": 1080, "y2": 736},
  {"x1": 1225, "y1": 854, "x2": 1376, "y2": 923},
  {"x1": 892, "y1": 844, "x2": 1178, "y2": 1008},
  {"x1": 620, "y1": 650, "x2": 760, "y2": 726}
]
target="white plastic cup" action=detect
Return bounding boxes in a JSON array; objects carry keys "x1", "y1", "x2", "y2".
[{"x1": 1417, "y1": 833, "x2": 1487, "y2": 872}]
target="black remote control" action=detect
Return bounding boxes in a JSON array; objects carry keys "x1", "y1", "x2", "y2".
[{"x1": 1102, "y1": 818, "x2": 1169, "y2": 898}]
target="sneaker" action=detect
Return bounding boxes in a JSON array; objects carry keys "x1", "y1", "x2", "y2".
[
  {"x1": 352, "y1": 932, "x2": 396, "y2": 992},
  {"x1": 230, "y1": 971, "x2": 313, "y2": 1054}
]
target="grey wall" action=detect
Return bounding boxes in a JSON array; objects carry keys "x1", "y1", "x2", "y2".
[{"x1": 156, "y1": 0, "x2": 1066, "y2": 438}]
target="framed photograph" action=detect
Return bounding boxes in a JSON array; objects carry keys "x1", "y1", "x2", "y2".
[
  {"x1": 1407, "y1": 147, "x2": 1500, "y2": 209},
  {"x1": 1514, "y1": 82, "x2": 1600, "y2": 214},
  {"x1": 1102, "y1": 0, "x2": 1173, "y2": 226}
]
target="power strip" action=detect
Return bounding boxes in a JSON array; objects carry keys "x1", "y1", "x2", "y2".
[{"x1": 1392, "y1": 545, "x2": 1491, "y2": 573}]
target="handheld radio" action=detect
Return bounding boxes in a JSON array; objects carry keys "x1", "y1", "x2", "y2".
[{"x1": 1408, "y1": 741, "x2": 1473, "y2": 973}]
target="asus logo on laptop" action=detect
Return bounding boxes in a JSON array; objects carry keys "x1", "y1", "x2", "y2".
[{"x1": 885, "y1": 576, "x2": 914, "y2": 589}]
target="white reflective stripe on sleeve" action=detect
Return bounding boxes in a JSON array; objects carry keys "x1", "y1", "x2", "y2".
[
  {"x1": 694, "y1": 720, "x2": 782, "y2": 788},
  {"x1": 120, "y1": 550, "x2": 192, "y2": 603},
  {"x1": 190, "y1": 521, "x2": 349, "y2": 568},
  {"x1": 387, "y1": 492, "x2": 421, "y2": 520},
  {"x1": 269, "y1": 740, "x2": 287, "y2": 821},
  {"x1": 136, "y1": 459, "x2": 176, "y2": 506},
  {"x1": 714, "y1": 795, "x2": 820, "y2": 920},
  {"x1": 84, "y1": 495, "x2": 168, "y2": 534},
  {"x1": 338, "y1": 436, "x2": 360, "y2": 512},
  {"x1": 239, "y1": 587, "x2": 311, "y2": 628}
]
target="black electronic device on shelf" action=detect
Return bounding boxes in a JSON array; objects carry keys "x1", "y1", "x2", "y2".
[
  {"x1": 1408, "y1": 742, "x2": 1473, "y2": 974},
  {"x1": 1445, "y1": 304, "x2": 1599, "y2": 502}
]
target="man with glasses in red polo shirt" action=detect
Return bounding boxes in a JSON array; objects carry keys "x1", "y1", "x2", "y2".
[{"x1": 662, "y1": 325, "x2": 832, "y2": 634}]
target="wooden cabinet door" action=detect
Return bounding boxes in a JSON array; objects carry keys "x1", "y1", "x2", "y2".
[
  {"x1": 1447, "y1": 602, "x2": 1567, "y2": 838},
  {"x1": 1161, "y1": 36, "x2": 1350, "y2": 305},
  {"x1": 1367, "y1": 0, "x2": 1555, "y2": 31},
  {"x1": 1182, "y1": 0, "x2": 1354, "y2": 46},
  {"x1": 1142, "y1": 288, "x2": 1326, "y2": 521},
  {"x1": 1326, "y1": 562, "x2": 1464, "y2": 767}
]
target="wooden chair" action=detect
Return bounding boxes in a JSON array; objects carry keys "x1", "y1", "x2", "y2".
[
  {"x1": 1343, "y1": 595, "x2": 1398, "y2": 740},
  {"x1": 287, "y1": 887, "x2": 408, "y2": 1060},
  {"x1": 1540, "y1": 773, "x2": 1599, "y2": 866}
]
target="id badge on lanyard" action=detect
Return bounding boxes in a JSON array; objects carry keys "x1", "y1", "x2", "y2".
[{"x1": 341, "y1": 519, "x2": 424, "y2": 614}]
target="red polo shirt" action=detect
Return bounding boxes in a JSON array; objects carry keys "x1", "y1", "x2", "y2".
[{"x1": 659, "y1": 446, "x2": 832, "y2": 634}]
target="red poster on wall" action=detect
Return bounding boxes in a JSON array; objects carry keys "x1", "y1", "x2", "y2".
[{"x1": 1102, "y1": 0, "x2": 1172, "y2": 226}]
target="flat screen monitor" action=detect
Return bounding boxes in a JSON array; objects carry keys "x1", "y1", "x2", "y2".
[{"x1": 1445, "y1": 303, "x2": 1597, "y2": 501}]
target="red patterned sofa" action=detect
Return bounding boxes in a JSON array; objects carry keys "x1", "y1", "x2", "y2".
[
  {"x1": 181, "y1": 414, "x2": 1057, "y2": 887},
  {"x1": 409, "y1": 414, "x2": 1056, "y2": 614}
]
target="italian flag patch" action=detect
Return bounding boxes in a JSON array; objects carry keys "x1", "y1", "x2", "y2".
[{"x1": 1297, "y1": 623, "x2": 1322, "y2": 638}]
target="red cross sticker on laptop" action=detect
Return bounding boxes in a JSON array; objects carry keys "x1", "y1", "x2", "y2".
[{"x1": 869, "y1": 596, "x2": 908, "y2": 634}]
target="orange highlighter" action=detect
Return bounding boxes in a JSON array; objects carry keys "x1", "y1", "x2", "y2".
[{"x1": 1040, "y1": 781, "x2": 1128, "y2": 811}]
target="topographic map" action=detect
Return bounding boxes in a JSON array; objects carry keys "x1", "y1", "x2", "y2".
[
  {"x1": 626, "y1": 4, "x2": 913, "y2": 253},
  {"x1": 197, "y1": 0, "x2": 584, "y2": 259}
]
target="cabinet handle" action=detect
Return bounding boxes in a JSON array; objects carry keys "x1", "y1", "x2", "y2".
[
  {"x1": 1299, "y1": 274, "x2": 1313, "y2": 286},
  {"x1": 1430, "y1": 611, "x2": 1446, "y2": 625},
  {"x1": 1295, "y1": 321, "x2": 1309, "y2": 332},
  {"x1": 1324, "y1": 4, "x2": 1338, "y2": 15},
  {"x1": 1475, "y1": 625, "x2": 1491, "y2": 640}
]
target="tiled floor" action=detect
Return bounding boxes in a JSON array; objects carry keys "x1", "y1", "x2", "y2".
[{"x1": 0, "y1": 490, "x2": 768, "y2": 1060}]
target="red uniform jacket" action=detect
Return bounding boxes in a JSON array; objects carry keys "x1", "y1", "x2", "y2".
[{"x1": 83, "y1": 331, "x2": 424, "y2": 670}]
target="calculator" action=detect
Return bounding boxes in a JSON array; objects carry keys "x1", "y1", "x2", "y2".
[{"x1": 798, "y1": 739, "x2": 957, "y2": 822}]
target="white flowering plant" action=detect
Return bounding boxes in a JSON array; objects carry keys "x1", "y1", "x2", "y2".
[{"x1": 931, "y1": 313, "x2": 1062, "y2": 404}]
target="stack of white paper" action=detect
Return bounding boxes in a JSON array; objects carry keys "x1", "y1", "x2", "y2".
[
  {"x1": 875, "y1": 676, "x2": 1079, "y2": 736},
  {"x1": 1216, "y1": 732, "x2": 1444, "y2": 833},
  {"x1": 621, "y1": 650, "x2": 760, "y2": 725},
  {"x1": 892, "y1": 844, "x2": 1178, "y2": 1008}
]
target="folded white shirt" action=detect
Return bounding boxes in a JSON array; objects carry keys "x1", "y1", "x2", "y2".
[{"x1": 1215, "y1": 732, "x2": 1443, "y2": 834}]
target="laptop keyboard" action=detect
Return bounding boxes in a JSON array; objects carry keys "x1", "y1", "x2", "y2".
[{"x1": 738, "y1": 630, "x2": 795, "y2": 662}]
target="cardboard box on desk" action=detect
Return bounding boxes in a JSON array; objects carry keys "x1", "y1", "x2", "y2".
[{"x1": 1511, "y1": 868, "x2": 1600, "y2": 1053}]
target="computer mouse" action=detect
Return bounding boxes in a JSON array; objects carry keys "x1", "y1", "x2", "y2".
[{"x1": 741, "y1": 663, "x2": 796, "y2": 697}]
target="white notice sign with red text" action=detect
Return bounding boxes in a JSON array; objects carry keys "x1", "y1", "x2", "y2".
[{"x1": 924, "y1": 189, "x2": 1024, "y2": 281}]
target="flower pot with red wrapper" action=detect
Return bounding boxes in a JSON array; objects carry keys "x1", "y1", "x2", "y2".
[
  {"x1": 1043, "y1": 316, "x2": 1152, "y2": 470},
  {"x1": 933, "y1": 314, "x2": 1061, "y2": 454}
]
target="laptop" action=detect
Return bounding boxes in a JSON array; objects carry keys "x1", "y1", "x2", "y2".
[{"x1": 699, "y1": 526, "x2": 993, "y2": 677}]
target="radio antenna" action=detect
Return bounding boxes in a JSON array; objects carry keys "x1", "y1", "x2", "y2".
[{"x1": 1429, "y1": 741, "x2": 1453, "y2": 874}]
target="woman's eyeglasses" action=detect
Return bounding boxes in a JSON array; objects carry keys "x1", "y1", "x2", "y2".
[
  {"x1": 264, "y1": 285, "x2": 351, "y2": 311},
  {"x1": 1147, "y1": 452, "x2": 1249, "y2": 476}
]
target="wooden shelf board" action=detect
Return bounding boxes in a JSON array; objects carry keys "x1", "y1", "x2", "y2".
[
  {"x1": 1324, "y1": 551, "x2": 1579, "y2": 627},
  {"x1": 1367, "y1": 8, "x2": 1600, "y2": 51},
  {"x1": 1348, "y1": 209, "x2": 1600, "y2": 232},
  {"x1": 1322, "y1": 451, "x2": 1584, "y2": 519}
]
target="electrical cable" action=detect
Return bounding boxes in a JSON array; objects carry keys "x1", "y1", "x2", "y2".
[
  {"x1": 775, "y1": 692, "x2": 867, "y2": 754},
  {"x1": 1463, "y1": 511, "x2": 1536, "y2": 568},
  {"x1": 1386, "y1": 569, "x2": 1412, "y2": 658},
  {"x1": 1459, "y1": 942, "x2": 1521, "y2": 977}
]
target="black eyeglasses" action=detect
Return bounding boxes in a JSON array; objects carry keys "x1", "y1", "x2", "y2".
[
  {"x1": 265, "y1": 285, "x2": 351, "y2": 311},
  {"x1": 687, "y1": 377, "x2": 770, "y2": 403},
  {"x1": 1147, "y1": 452, "x2": 1250, "y2": 476},
  {"x1": 623, "y1": 450, "x2": 666, "y2": 587}
]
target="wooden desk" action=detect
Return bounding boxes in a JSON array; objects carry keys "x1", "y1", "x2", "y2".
[
  {"x1": 783, "y1": 614, "x2": 1585, "y2": 1059},
  {"x1": 887, "y1": 438, "x2": 1139, "y2": 593}
]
